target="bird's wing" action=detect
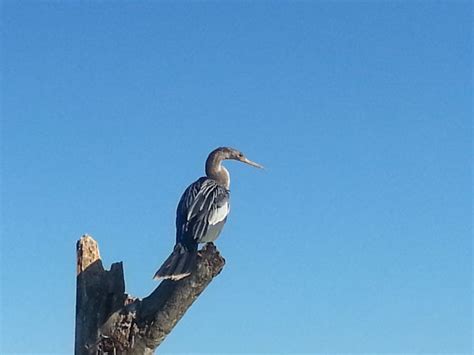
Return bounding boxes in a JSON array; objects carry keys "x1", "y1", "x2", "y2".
[
  {"x1": 176, "y1": 177, "x2": 229, "y2": 243},
  {"x1": 175, "y1": 177, "x2": 206, "y2": 238},
  {"x1": 207, "y1": 188, "x2": 230, "y2": 225}
]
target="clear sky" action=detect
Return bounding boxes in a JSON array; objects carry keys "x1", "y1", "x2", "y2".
[{"x1": 1, "y1": 1, "x2": 472, "y2": 354}]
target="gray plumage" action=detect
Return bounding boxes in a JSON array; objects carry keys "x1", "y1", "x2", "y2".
[
  {"x1": 177, "y1": 177, "x2": 230, "y2": 245},
  {"x1": 154, "y1": 147, "x2": 263, "y2": 281}
]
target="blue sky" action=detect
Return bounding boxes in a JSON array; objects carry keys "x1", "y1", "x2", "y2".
[{"x1": 1, "y1": 1, "x2": 472, "y2": 354}]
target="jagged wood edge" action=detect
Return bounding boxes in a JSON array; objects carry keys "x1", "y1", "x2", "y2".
[{"x1": 75, "y1": 235, "x2": 225, "y2": 355}]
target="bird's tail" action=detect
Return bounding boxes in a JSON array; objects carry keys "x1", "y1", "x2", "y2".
[{"x1": 153, "y1": 243, "x2": 198, "y2": 281}]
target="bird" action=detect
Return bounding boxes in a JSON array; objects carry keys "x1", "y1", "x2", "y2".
[{"x1": 153, "y1": 147, "x2": 263, "y2": 281}]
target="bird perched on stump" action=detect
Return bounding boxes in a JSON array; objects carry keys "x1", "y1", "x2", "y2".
[{"x1": 154, "y1": 147, "x2": 263, "y2": 281}]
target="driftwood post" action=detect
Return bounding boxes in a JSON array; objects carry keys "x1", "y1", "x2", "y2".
[{"x1": 75, "y1": 234, "x2": 225, "y2": 355}]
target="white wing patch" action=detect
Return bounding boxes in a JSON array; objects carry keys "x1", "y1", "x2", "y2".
[{"x1": 208, "y1": 202, "x2": 230, "y2": 225}]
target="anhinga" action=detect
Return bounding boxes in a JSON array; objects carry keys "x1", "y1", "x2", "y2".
[{"x1": 154, "y1": 147, "x2": 263, "y2": 281}]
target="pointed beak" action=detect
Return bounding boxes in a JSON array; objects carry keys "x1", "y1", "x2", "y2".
[{"x1": 241, "y1": 157, "x2": 264, "y2": 169}]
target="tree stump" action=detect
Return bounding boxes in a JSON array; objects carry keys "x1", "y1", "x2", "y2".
[{"x1": 75, "y1": 234, "x2": 225, "y2": 355}]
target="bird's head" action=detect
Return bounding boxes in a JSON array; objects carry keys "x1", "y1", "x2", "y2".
[{"x1": 216, "y1": 147, "x2": 264, "y2": 169}]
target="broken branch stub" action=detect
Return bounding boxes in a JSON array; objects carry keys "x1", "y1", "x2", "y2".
[{"x1": 75, "y1": 235, "x2": 225, "y2": 355}]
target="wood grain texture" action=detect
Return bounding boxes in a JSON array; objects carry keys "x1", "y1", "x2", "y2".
[{"x1": 75, "y1": 235, "x2": 225, "y2": 355}]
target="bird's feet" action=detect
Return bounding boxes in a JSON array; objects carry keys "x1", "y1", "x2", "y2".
[{"x1": 198, "y1": 242, "x2": 215, "y2": 257}]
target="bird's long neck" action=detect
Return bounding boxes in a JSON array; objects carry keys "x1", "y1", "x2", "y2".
[{"x1": 205, "y1": 152, "x2": 230, "y2": 189}]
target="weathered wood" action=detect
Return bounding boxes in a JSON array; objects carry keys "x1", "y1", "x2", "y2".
[
  {"x1": 75, "y1": 235, "x2": 225, "y2": 355},
  {"x1": 75, "y1": 235, "x2": 127, "y2": 354}
]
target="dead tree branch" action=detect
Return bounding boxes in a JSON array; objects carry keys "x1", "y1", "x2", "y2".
[{"x1": 75, "y1": 234, "x2": 225, "y2": 355}]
